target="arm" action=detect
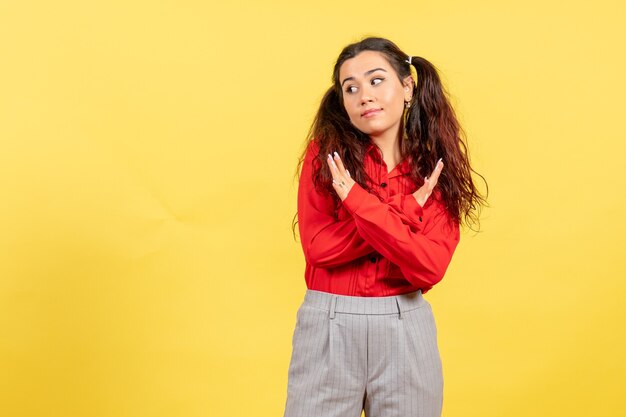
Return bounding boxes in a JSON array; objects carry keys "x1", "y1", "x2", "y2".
[
  {"x1": 326, "y1": 151, "x2": 459, "y2": 288},
  {"x1": 342, "y1": 183, "x2": 461, "y2": 289},
  {"x1": 297, "y1": 142, "x2": 376, "y2": 268},
  {"x1": 386, "y1": 192, "x2": 427, "y2": 227}
]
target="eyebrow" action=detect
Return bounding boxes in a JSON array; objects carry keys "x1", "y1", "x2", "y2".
[{"x1": 341, "y1": 67, "x2": 388, "y2": 87}]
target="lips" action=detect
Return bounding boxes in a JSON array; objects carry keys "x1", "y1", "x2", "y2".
[{"x1": 361, "y1": 108, "x2": 382, "y2": 118}]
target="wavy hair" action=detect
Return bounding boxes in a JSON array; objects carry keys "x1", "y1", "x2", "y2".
[{"x1": 292, "y1": 36, "x2": 488, "y2": 237}]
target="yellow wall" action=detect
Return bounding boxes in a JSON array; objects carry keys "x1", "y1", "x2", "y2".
[{"x1": 1, "y1": 1, "x2": 625, "y2": 416}]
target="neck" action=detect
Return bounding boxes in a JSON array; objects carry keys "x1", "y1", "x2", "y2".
[{"x1": 370, "y1": 131, "x2": 402, "y2": 161}]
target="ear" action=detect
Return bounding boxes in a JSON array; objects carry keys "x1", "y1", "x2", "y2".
[{"x1": 402, "y1": 75, "x2": 415, "y2": 101}]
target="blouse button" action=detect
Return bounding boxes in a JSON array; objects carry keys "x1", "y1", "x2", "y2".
[
  {"x1": 419, "y1": 216, "x2": 423, "y2": 222},
  {"x1": 369, "y1": 256, "x2": 377, "y2": 263},
  {"x1": 380, "y1": 182, "x2": 387, "y2": 188}
]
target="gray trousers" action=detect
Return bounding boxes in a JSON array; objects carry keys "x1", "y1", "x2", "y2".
[{"x1": 283, "y1": 289, "x2": 443, "y2": 417}]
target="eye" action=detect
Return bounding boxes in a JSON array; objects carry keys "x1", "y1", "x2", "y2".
[
  {"x1": 345, "y1": 85, "x2": 357, "y2": 94},
  {"x1": 371, "y1": 77, "x2": 384, "y2": 85}
]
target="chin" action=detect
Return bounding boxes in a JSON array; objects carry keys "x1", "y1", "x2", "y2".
[
  {"x1": 354, "y1": 122, "x2": 387, "y2": 135},
  {"x1": 358, "y1": 127, "x2": 388, "y2": 137}
]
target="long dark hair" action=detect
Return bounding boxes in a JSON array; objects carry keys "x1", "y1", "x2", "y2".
[{"x1": 292, "y1": 36, "x2": 488, "y2": 237}]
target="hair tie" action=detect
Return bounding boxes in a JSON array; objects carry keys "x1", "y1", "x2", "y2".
[{"x1": 405, "y1": 55, "x2": 412, "y2": 65}]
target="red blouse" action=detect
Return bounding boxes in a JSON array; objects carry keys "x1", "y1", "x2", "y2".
[{"x1": 297, "y1": 140, "x2": 460, "y2": 296}]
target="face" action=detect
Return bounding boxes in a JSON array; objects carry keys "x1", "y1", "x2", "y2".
[{"x1": 338, "y1": 50, "x2": 414, "y2": 140}]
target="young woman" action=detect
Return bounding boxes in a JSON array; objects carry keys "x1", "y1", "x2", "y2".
[{"x1": 284, "y1": 37, "x2": 487, "y2": 417}]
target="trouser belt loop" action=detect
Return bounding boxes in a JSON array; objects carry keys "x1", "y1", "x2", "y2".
[
  {"x1": 395, "y1": 297, "x2": 403, "y2": 319},
  {"x1": 329, "y1": 295, "x2": 338, "y2": 319}
]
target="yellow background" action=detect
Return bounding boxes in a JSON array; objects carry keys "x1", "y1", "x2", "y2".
[{"x1": 1, "y1": 1, "x2": 625, "y2": 416}]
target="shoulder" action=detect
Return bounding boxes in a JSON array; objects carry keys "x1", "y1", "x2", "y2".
[
  {"x1": 422, "y1": 188, "x2": 444, "y2": 211},
  {"x1": 423, "y1": 189, "x2": 452, "y2": 222},
  {"x1": 426, "y1": 189, "x2": 460, "y2": 233},
  {"x1": 299, "y1": 140, "x2": 329, "y2": 194},
  {"x1": 302, "y1": 139, "x2": 322, "y2": 172},
  {"x1": 302, "y1": 139, "x2": 321, "y2": 162}
]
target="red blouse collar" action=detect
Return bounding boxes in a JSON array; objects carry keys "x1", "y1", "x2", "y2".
[{"x1": 365, "y1": 142, "x2": 412, "y2": 177}]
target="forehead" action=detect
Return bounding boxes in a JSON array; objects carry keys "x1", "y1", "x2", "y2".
[{"x1": 339, "y1": 50, "x2": 392, "y2": 80}]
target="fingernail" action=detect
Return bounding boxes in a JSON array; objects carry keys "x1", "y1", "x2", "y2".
[{"x1": 334, "y1": 151, "x2": 339, "y2": 158}]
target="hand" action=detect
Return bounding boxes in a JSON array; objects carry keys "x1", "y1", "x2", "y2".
[
  {"x1": 413, "y1": 158, "x2": 443, "y2": 207},
  {"x1": 326, "y1": 151, "x2": 356, "y2": 201}
]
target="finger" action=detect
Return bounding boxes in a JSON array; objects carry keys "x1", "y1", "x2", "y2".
[
  {"x1": 332, "y1": 151, "x2": 347, "y2": 174},
  {"x1": 331, "y1": 179, "x2": 347, "y2": 200},
  {"x1": 329, "y1": 153, "x2": 347, "y2": 183},
  {"x1": 334, "y1": 152, "x2": 357, "y2": 190},
  {"x1": 328, "y1": 155, "x2": 350, "y2": 193},
  {"x1": 427, "y1": 158, "x2": 444, "y2": 187},
  {"x1": 429, "y1": 158, "x2": 443, "y2": 177},
  {"x1": 327, "y1": 154, "x2": 339, "y2": 177}
]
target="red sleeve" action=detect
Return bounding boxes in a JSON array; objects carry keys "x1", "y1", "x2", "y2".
[
  {"x1": 297, "y1": 142, "x2": 376, "y2": 268},
  {"x1": 342, "y1": 183, "x2": 461, "y2": 288}
]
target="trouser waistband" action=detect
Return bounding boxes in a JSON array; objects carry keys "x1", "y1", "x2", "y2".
[{"x1": 302, "y1": 289, "x2": 427, "y2": 320}]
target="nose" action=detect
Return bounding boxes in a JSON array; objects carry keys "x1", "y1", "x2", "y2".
[{"x1": 358, "y1": 85, "x2": 374, "y2": 105}]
